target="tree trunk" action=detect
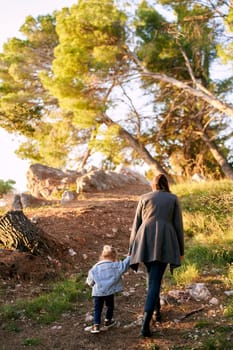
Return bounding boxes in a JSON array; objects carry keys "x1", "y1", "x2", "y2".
[
  {"x1": 77, "y1": 130, "x2": 97, "y2": 171},
  {"x1": 102, "y1": 114, "x2": 175, "y2": 184},
  {"x1": 78, "y1": 148, "x2": 91, "y2": 170},
  {"x1": 0, "y1": 211, "x2": 48, "y2": 254},
  {"x1": 201, "y1": 132, "x2": 233, "y2": 180},
  {"x1": 118, "y1": 127, "x2": 168, "y2": 173}
]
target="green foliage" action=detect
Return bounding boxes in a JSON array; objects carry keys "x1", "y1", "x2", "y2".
[
  {"x1": 42, "y1": 0, "x2": 127, "y2": 127},
  {"x1": 225, "y1": 264, "x2": 233, "y2": 288},
  {"x1": 135, "y1": 1, "x2": 182, "y2": 75},
  {"x1": 219, "y1": 263, "x2": 233, "y2": 319},
  {"x1": 22, "y1": 338, "x2": 41, "y2": 346},
  {"x1": 173, "y1": 179, "x2": 233, "y2": 212},
  {"x1": 194, "y1": 319, "x2": 212, "y2": 328},
  {"x1": 173, "y1": 263, "x2": 199, "y2": 286},
  {"x1": 184, "y1": 245, "x2": 233, "y2": 270},
  {"x1": 0, "y1": 0, "x2": 232, "y2": 179},
  {"x1": 0, "y1": 179, "x2": 15, "y2": 197},
  {"x1": 90, "y1": 124, "x2": 126, "y2": 169},
  {"x1": 136, "y1": 0, "x2": 214, "y2": 80},
  {"x1": 0, "y1": 14, "x2": 80, "y2": 166},
  {"x1": 16, "y1": 118, "x2": 75, "y2": 168},
  {"x1": 217, "y1": 6, "x2": 233, "y2": 65},
  {"x1": 223, "y1": 297, "x2": 233, "y2": 318},
  {"x1": 200, "y1": 335, "x2": 233, "y2": 350},
  {"x1": 6, "y1": 321, "x2": 21, "y2": 333},
  {"x1": 149, "y1": 345, "x2": 160, "y2": 350},
  {"x1": 0, "y1": 15, "x2": 58, "y2": 136},
  {"x1": 174, "y1": 180, "x2": 233, "y2": 244},
  {"x1": 0, "y1": 275, "x2": 87, "y2": 325},
  {"x1": 169, "y1": 180, "x2": 233, "y2": 286},
  {"x1": 134, "y1": 1, "x2": 232, "y2": 178}
]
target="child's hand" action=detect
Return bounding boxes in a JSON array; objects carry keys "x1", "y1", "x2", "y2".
[{"x1": 86, "y1": 276, "x2": 95, "y2": 287}]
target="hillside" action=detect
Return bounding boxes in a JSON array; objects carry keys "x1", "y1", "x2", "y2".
[{"x1": 0, "y1": 183, "x2": 232, "y2": 350}]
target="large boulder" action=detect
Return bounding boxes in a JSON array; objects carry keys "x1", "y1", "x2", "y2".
[
  {"x1": 26, "y1": 164, "x2": 83, "y2": 199},
  {"x1": 21, "y1": 193, "x2": 54, "y2": 208},
  {"x1": 76, "y1": 168, "x2": 149, "y2": 193},
  {"x1": 115, "y1": 165, "x2": 149, "y2": 185}
]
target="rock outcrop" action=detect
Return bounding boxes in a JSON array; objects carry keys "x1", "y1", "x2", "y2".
[
  {"x1": 25, "y1": 163, "x2": 149, "y2": 202},
  {"x1": 76, "y1": 168, "x2": 148, "y2": 192},
  {"x1": 26, "y1": 164, "x2": 84, "y2": 199}
]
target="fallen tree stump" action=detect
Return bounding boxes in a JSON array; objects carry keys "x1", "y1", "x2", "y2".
[{"x1": 0, "y1": 210, "x2": 48, "y2": 254}]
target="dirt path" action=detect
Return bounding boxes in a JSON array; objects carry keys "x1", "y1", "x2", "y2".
[{"x1": 0, "y1": 184, "x2": 232, "y2": 349}]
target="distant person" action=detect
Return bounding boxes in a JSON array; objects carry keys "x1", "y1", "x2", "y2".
[
  {"x1": 129, "y1": 173, "x2": 184, "y2": 337},
  {"x1": 86, "y1": 245, "x2": 130, "y2": 334}
]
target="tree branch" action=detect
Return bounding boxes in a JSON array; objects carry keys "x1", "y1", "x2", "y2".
[{"x1": 128, "y1": 51, "x2": 233, "y2": 118}]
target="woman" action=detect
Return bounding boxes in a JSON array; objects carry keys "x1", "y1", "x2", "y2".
[{"x1": 129, "y1": 173, "x2": 184, "y2": 337}]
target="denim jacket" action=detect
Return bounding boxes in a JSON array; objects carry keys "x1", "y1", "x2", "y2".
[{"x1": 86, "y1": 256, "x2": 130, "y2": 296}]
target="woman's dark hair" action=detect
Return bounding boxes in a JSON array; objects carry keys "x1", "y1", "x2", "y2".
[{"x1": 152, "y1": 173, "x2": 170, "y2": 192}]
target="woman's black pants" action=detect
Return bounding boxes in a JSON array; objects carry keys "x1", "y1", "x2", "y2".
[{"x1": 144, "y1": 261, "x2": 167, "y2": 312}]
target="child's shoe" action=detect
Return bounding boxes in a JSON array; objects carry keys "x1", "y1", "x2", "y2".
[
  {"x1": 91, "y1": 324, "x2": 100, "y2": 333},
  {"x1": 104, "y1": 319, "x2": 116, "y2": 328}
]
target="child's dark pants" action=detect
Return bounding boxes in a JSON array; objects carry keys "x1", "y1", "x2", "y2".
[{"x1": 93, "y1": 294, "x2": 114, "y2": 324}]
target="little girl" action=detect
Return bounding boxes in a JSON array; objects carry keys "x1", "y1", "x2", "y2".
[{"x1": 86, "y1": 245, "x2": 130, "y2": 334}]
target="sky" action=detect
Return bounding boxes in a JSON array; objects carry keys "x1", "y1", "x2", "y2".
[{"x1": 0, "y1": 0, "x2": 76, "y2": 192}]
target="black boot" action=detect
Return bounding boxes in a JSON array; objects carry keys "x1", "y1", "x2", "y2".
[{"x1": 140, "y1": 311, "x2": 153, "y2": 337}]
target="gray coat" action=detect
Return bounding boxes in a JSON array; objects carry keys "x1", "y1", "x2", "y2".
[{"x1": 129, "y1": 190, "x2": 184, "y2": 271}]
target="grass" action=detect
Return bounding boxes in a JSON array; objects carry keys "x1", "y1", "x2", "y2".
[
  {"x1": 200, "y1": 336, "x2": 232, "y2": 350},
  {"x1": 225, "y1": 264, "x2": 233, "y2": 287},
  {"x1": 0, "y1": 274, "x2": 88, "y2": 326},
  {"x1": 173, "y1": 263, "x2": 199, "y2": 286},
  {"x1": 223, "y1": 296, "x2": 233, "y2": 318},
  {"x1": 22, "y1": 338, "x2": 42, "y2": 346},
  {"x1": 165, "y1": 179, "x2": 233, "y2": 340},
  {"x1": 170, "y1": 180, "x2": 233, "y2": 287}
]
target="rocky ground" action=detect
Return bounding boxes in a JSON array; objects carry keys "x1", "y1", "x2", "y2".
[{"x1": 0, "y1": 184, "x2": 232, "y2": 350}]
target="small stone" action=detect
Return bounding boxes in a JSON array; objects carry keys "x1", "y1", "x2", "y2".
[
  {"x1": 51, "y1": 325, "x2": 62, "y2": 330},
  {"x1": 224, "y1": 290, "x2": 233, "y2": 296},
  {"x1": 85, "y1": 312, "x2": 93, "y2": 322},
  {"x1": 122, "y1": 291, "x2": 130, "y2": 297},
  {"x1": 209, "y1": 297, "x2": 219, "y2": 305},
  {"x1": 68, "y1": 248, "x2": 77, "y2": 256}
]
